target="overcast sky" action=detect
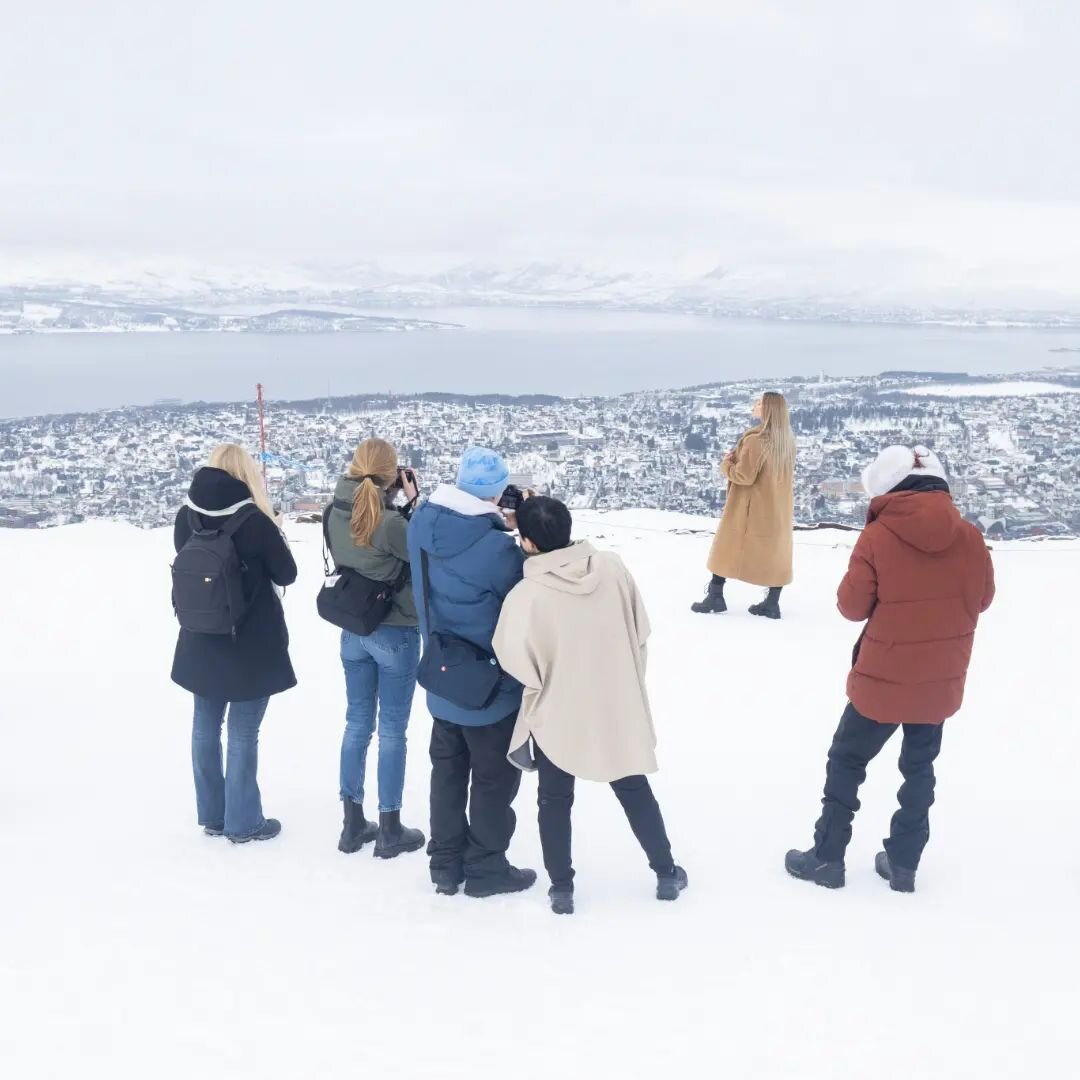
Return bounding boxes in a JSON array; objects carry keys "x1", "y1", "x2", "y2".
[{"x1": 2, "y1": 0, "x2": 1078, "y2": 296}]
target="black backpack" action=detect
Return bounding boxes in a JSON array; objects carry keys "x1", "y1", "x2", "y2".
[
  {"x1": 171, "y1": 504, "x2": 257, "y2": 637},
  {"x1": 316, "y1": 499, "x2": 409, "y2": 637}
]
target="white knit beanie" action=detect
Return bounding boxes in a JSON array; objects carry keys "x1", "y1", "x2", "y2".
[{"x1": 861, "y1": 444, "x2": 948, "y2": 499}]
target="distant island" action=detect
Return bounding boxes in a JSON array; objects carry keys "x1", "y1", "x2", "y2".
[{"x1": 0, "y1": 294, "x2": 461, "y2": 335}]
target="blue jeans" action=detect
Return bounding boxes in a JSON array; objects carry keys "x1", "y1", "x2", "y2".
[
  {"x1": 340, "y1": 625, "x2": 421, "y2": 812},
  {"x1": 191, "y1": 695, "x2": 270, "y2": 839}
]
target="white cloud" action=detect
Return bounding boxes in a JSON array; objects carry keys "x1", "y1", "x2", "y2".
[{"x1": 1, "y1": 0, "x2": 1078, "y2": 302}]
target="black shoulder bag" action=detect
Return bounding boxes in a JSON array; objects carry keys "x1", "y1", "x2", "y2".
[
  {"x1": 416, "y1": 549, "x2": 502, "y2": 710},
  {"x1": 316, "y1": 499, "x2": 408, "y2": 637}
]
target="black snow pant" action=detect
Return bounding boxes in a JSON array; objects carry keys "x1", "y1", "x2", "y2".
[
  {"x1": 428, "y1": 712, "x2": 522, "y2": 886},
  {"x1": 813, "y1": 702, "x2": 944, "y2": 870},
  {"x1": 535, "y1": 743, "x2": 675, "y2": 889}
]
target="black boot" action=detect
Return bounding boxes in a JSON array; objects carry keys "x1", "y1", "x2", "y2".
[
  {"x1": 464, "y1": 866, "x2": 538, "y2": 899},
  {"x1": 373, "y1": 811, "x2": 426, "y2": 860},
  {"x1": 785, "y1": 848, "x2": 845, "y2": 888},
  {"x1": 549, "y1": 884, "x2": 575, "y2": 915},
  {"x1": 432, "y1": 868, "x2": 464, "y2": 896},
  {"x1": 875, "y1": 851, "x2": 916, "y2": 893},
  {"x1": 691, "y1": 576, "x2": 727, "y2": 614},
  {"x1": 338, "y1": 800, "x2": 378, "y2": 854},
  {"x1": 749, "y1": 587, "x2": 782, "y2": 620},
  {"x1": 656, "y1": 865, "x2": 689, "y2": 901}
]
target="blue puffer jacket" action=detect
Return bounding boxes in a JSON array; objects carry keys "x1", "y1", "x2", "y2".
[{"x1": 408, "y1": 485, "x2": 526, "y2": 726}]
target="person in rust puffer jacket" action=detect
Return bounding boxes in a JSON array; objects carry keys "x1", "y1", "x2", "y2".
[{"x1": 786, "y1": 446, "x2": 995, "y2": 893}]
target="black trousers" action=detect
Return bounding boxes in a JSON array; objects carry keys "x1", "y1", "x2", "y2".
[
  {"x1": 428, "y1": 712, "x2": 522, "y2": 885},
  {"x1": 813, "y1": 703, "x2": 945, "y2": 870},
  {"x1": 535, "y1": 743, "x2": 674, "y2": 889}
]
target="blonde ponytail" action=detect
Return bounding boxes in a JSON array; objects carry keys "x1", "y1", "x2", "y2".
[{"x1": 346, "y1": 438, "x2": 399, "y2": 547}]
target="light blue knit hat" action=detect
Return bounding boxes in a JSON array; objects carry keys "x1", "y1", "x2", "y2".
[{"x1": 456, "y1": 446, "x2": 510, "y2": 500}]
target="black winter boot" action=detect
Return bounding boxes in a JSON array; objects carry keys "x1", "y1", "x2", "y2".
[
  {"x1": 875, "y1": 851, "x2": 916, "y2": 893},
  {"x1": 785, "y1": 848, "x2": 845, "y2": 888},
  {"x1": 691, "y1": 576, "x2": 727, "y2": 614},
  {"x1": 657, "y1": 865, "x2": 689, "y2": 901},
  {"x1": 749, "y1": 587, "x2": 782, "y2": 619},
  {"x1": 432, "y1": 869, "x2": 464, "y2": 896},
  {"x1": 373, "y1": 811, "x2": 426, "y2": 859},
  {"x1": 229, "y1": 818, "x2": 282, "y2": 844},
  {"x1": 464, "y1": 866, "x2": 538, "y2": 899},
  {"x1": 338, "y1": 800, "x2": 378, "y2": 854},
  {"x1": 549, "y1": 884, "x2": 575, "y2": 915}
]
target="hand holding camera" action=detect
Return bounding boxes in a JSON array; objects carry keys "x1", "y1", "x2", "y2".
[{"x1": 391, "y1": 467, "x2": 420, "y2": 505}]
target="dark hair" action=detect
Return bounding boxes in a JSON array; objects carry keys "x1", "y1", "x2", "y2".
[{"x1": 516, "y1": 496, "x2": 572, "y2": 553}]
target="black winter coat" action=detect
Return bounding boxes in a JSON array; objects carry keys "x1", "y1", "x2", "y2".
[{"x1": 170, "y1": 468, "x2": 298, "y2": 702}]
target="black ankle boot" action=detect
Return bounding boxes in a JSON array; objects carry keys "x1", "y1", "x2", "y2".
[
  {"x1": 875, "y1": 851, "x2": 916, "y2": 893},
  {"x1": 549, "y1": 884, "x2": 575, "y2": 915},
  {"x1": 338, "y1": 800, "x2": 378, "y2": 854},
  {"x1": 785, "y1": 848, "x2": 845, "y2": 888},
  {"x1": 749, "y1": 587, "x2": 782, "y2": 619},
  {"x1": 691, "y1": 576, "x2": 727, "y2": 614},
  {"x1": 373, "y1": 811, "x2": 426, "y2": 859}
]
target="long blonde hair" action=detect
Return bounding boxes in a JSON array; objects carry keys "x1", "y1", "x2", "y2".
[
  {"x1": 756, "y1": 392, "x2": 796, "y2": 478},
  {"x1": 346, "y1": 438, "x2": 398, "y2": 547},
  {"x1": 207, "y1": 443, "x2": 275, "y2": 518}
]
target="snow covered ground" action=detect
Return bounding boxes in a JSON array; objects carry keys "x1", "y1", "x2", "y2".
[
  {"x1": 899, "y1": 381, "x2": 1080, "y2": 398},
  {"x1": 2, "y1": 513, "x2": 1078, "y2": 1078}
]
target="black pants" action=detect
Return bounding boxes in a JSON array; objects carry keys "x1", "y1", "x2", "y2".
[
  {"x1": 813, "y1": 703, "x2": 944, "y2": 870},
  {"x1": 535, "y1": 743, "x2": 674, "y2": 889},
  {"x1": 428, "y1": 713, "x2": 522, "y2": 885}
]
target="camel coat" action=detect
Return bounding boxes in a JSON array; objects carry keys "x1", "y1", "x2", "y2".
[
  {"x1": 707, "y1": 430, "x2": 794, "y2": 587},
  {"x1": 492, "y1": 541, "x2": 658, "y2": 783}
]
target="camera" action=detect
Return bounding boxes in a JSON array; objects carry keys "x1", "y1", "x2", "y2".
[
  {"x1": 498, "y1": 484, "x2": 524, "y2": 512},
  {"x1": 391, "y1": 467, "x2": 417, "y2": 491}
]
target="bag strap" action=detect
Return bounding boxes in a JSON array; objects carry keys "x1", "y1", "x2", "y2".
[
  {"x1": 190, "y1": 502, "x2": 256, "y2": 537},
  {"x1": 419, "y1": 548, "x2": 433, "y2": 631},
  {"x1": 321, "y1": 502, "x2": 335, "y2": 576},
  {"x1": 324, "y1": 498, "x2": 411, "y2": 591},
  {"x1": 220, "y1": 503, "x2": 258, "y2": 537}
]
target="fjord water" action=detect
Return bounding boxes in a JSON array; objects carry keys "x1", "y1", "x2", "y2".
[{"x1": 2, "y1": 307, "x2": 1078, "y2": 417}]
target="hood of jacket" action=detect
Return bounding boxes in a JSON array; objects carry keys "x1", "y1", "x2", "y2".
[
  {"x1": 409, "y1": 483, "x2": 509, "y2": 558},
  {"x1": 867, "y1": 489, "x2": 960, "y2": 554},
  {"x1": 523, "y1": 540, "x2": 602, "y2": 595},
  {"x1": 186, "y1": 467, "x2": 255, "y2": 516}
]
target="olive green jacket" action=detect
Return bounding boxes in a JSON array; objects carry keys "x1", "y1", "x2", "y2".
[{"x1": 326, "y1": 477, "x2": 417, "y2": 627}]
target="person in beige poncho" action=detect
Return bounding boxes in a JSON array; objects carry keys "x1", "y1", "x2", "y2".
[{"x1": 492, "y1": 496, "x2": 688, "y2": 915}]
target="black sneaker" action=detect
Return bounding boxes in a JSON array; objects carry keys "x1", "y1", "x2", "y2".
[
  {"x1": 785, "y1": 848, "x2": 844, "y2": 888},
  {"x1": 875, "y1": 851, "x2": 916, "y2": 893},
  {"x1": 203, "y1": 826, "x2": 224, "y2": 837},
  {"x1": 373, "y1": 811, "x2": 426, "y2": 860},
  {"x1": 657, "y1": 865, "x2": 689, "y2": 901},
  {"x1": 338, "y1": 800, "x2": 378, "y2": 854},
  {"x1": 549, "y1": 885, "x2": 575, "y2": 915},
  {"x1": 229, "y1": 818, "x2": 282, "y2": 844},
  {"x1": 464, "y1": 866, "x2": 538, "y2": 899}
]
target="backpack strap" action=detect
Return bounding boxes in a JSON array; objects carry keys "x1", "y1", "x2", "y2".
[{"x1": 219, "y1": 503, "x2": 258, "y2": 536}]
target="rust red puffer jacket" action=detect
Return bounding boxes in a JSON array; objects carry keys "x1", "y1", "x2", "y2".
[{"x1": 838, "y1": 490, "x2": 995, "y2": 725}]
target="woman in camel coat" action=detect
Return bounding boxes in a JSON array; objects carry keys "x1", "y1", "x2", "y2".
[{"x1": 692, "y1": 391, "x2": 795, "y2": 619}]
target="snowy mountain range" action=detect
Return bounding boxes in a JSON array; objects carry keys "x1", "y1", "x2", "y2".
[{"x1": 3, "y1": 255, "x2": 1079, "y2": 328}]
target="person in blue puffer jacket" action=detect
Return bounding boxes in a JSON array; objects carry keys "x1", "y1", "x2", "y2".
[{"x1": 408, "y1": 446, "x2": 537, "y2": 899}]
